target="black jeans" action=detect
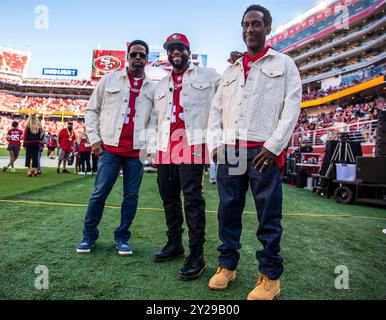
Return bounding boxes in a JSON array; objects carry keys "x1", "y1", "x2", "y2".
[
  {"x1": 80, "y1": 151, "x2": 91, "y2": 173},
  {"x1": 157, "y1": 164, "x2": 206, "y2": 250}
]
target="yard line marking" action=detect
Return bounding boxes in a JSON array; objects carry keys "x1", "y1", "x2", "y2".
[
  {"x1": 283, "y1": 213, "x2": 386, "y2": 221},
  {"x1": 0, "y1": 199, "x2": 385, "y2": 221}
]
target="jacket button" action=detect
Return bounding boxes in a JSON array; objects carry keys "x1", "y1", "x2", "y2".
[{"x1": 124, "y1": 99, "x2": 128, "y2": 103}]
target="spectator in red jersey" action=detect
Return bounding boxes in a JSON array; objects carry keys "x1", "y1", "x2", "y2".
[
  {"x1": 77, "y1": 132, "x2": 92, "y2": 175},
  {"x1": 48, "y1": 133, "x2": 58, "y2": 159},
  {"x1": 23, "y1": 115, "x2": 43, "y2": 177},
  {"x1": 3, "y1": 121, "x2": 23, "y2": 173},
  {"x1": 57, "y1": 121, "x2": 76, "y2": 173}
]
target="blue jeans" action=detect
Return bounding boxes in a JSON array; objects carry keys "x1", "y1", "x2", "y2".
[
  {"x1": 82, "y1": 150, "x2": 144, "y2": 242},
  {"x1": 216, "y1": 148, "x2": 284, "y2": 280}
]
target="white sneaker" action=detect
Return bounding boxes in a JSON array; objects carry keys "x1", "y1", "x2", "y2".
[
  {"x1": 11, "y1": 168, "x2": 16, "y2": 173},
  {"x1": 383, "y1": 229, "x2": 386, "y2": 235},
  {"x1": 79, "y1": 172, "x2": 85, "y2": 175},
  {"x1": 86, "y1": 172, "x2": 92, "y2": 175}
]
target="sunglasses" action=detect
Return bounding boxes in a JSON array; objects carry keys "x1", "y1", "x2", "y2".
[
  {"x1": 167, "y1": 45, "x2": 188, "y2": 54},
  {"x1": 129, "y1": 52, "x2": 147, "y2": 59}
]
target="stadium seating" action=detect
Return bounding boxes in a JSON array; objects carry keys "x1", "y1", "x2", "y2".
[{"x1": 0, "y1": 92, "x2": 88, "y2": 113}]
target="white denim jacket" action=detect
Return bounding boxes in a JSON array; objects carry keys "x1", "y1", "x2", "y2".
[
  {"x1": 207, "y1": 49, "x2": 302, "y2": 156},
  {"x1": 154, "y1": 63, "x2": 221, "y2": 152},
  {"x1": 85, "y1": 69, "x2": 156, "y2": 153}
]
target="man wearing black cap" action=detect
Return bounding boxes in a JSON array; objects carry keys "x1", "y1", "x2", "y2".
[
  {"x1": 152, "y1": 33, "x2": 220, "y2": 280},
  {"x1": 76, "y1": 40, "x2": 157, "y2": 256}
]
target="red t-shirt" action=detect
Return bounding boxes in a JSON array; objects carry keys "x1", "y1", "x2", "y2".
[
  {"x1": 7, "y1": 128, "x2": 23, "y2": 146},
  {"x1": 104, "y1": 73, "x2": 143, "y2": 158},
  {"x1": 58, "y1": 128, "x2": 76, "y2": 153},
  {"x1": 79, "y1": 138, "x2": 92, "y2": 152},
  {"x1": 237, "y1": 46, "x2": 285, "y2": 169},
  {"x1": 157, "y1": 72, "x2": 208, "y2": 165}
]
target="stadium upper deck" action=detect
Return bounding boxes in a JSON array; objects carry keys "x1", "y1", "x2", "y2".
[{"x1": 267, "y1": 0, "x2": 385, "y2": 101}]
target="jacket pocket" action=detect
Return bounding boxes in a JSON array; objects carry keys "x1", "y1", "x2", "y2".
[
  {"x1": 191, "y1": 82, "x2": 210, "y2": 90},
  {"x1": 105, "y1": 87, "x2": 121, "y2": 93},
  {"x1": 154, "y1": 92, "x2": 166, "y2": 114},
  {"x1": 191, "y1": 82, "x2": 211, "y2": 108},
  {"x1": 222, "y1": 75, "x2": 237, "y2": 97},
  {"x1": 260, "y1": 68, "x2": 283, "y2": 90},
  {"x1": 104, "y1": 87, "x2": 121, "y2": 108},
  {"x1": 155, "y1": 92, "x2": 166, "y2": 100}
]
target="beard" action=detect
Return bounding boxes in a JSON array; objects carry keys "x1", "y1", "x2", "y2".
[{"x1": 169, "y1": 54, "x2": 189, "y2": 69}]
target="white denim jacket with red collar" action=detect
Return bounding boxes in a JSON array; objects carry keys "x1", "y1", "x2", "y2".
[
  {"x1": 85, "y1": 68, "x2": 157, "y2": 153},
  {"x1": 154, "y1": 63, "x2": 221, "y2": 152},
  {"x1": 207, "y1": 48, "x2": 302, "y2": 156}
]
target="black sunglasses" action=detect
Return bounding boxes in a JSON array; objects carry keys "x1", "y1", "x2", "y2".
[
  {"x1": 167, "y1": 45, "x2": 188, "y2": 54},
  {"x1": 129, "y1": 52, "x2": 147, "y2": 59}
]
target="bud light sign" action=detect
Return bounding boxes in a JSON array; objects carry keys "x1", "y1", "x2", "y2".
[{"x1": 42, "y1": 68, "x2": 78, "y2": 77}]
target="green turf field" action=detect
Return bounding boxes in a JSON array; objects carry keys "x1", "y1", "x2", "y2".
[
  {"x1": 0, "y1": 147, "x2": 26, "y2": 157},
  {"x1": 0, "y1": 168, "x2": 385, "y2": 300}
]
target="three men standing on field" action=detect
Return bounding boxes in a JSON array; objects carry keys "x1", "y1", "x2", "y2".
[{"x1": 78, "y1": 4, "x2": 301, "y2": 300}]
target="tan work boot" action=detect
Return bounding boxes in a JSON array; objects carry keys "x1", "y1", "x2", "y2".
[
  {"x1": 247, "y1": 273, "x2": 281, "y2": 300},
  {"x1": 208, "y1": 267, "x2": 236, "y2": 290}
]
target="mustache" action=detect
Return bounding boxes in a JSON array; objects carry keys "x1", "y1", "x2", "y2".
[{"x1": 169, "y1": 55, "x2": 189, "y2": 66}]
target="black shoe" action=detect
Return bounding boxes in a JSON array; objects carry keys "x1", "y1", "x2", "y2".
[
  {"x1": 62, "y1": 169, "x2": 70, "y2": 174},
  {"x1": 177, "y1": 252, "x2": 207, "y2": 281},
  {"x1": 3, "y1": 166, "x2": 6, "y2": 172},
  {"x1": 153, "y1": 232, "x2": 185, "y2": 263},
  {"x1": 153, "y1": 244, "x2": 184, "y2": 263},
  {"x1": 57, "y1": 168, "x2": 60, "y2": 174}
]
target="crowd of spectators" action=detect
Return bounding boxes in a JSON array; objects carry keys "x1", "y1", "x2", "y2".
[
  {"x1": 22, "y1": 78, "x2": 93, "y2": 87},
  {"x1": 0, "y1": 92, "x2": 89, "y2": 113},
  {"x1": 294, "y1": 96, "x2": 385, "y2": 145},
  {"x1": 302, "y1": 63, "x2": 386, "y2": 101},
  {"x1": 0, "y1": 115, "x2": 84, "y2": 145},
  {"x1": 303, "y1": 80, "x2": 363, "y2": 101}
]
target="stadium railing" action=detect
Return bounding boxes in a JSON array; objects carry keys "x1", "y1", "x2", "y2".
[{"x1": 290, "y1": 119, "x2": 379, "y2": 148}]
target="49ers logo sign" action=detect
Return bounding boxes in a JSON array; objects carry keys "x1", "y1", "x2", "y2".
[
  {"x1": 93, "y1": 55, "x2": 122, "y2": 72},
  {"x1": 91, "y1": 49, "x2": 126, "y2": 80}
]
